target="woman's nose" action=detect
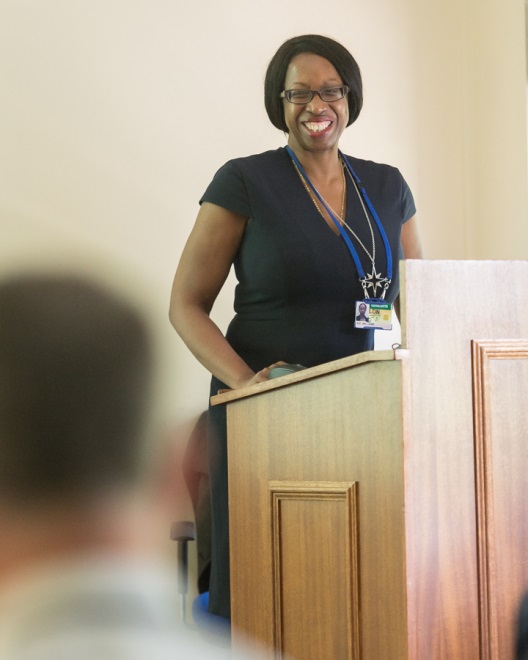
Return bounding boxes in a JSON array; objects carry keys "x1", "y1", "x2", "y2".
[{"x1": 306, "y1": 93, "x2": 328, "y2": 113}]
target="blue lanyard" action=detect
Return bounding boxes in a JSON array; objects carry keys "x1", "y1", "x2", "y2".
[
  {"x1": 340, "y1": 152, "x2": 393, "y2": 283},
  {"x1": 285, "y1": 145, "x2": 393, "y2": 289}
]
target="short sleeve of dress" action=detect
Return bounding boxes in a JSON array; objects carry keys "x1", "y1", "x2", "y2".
[
  {"x1": 401, "y1": 175, "x2": 416, "y2": 223},
  {"x1": 199, "y1": 160, "x2": 251, "y2": 218}
]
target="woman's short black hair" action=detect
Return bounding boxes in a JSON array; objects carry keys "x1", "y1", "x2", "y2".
[{"x1": 264, "y1": 34, "x2": 363, "y2": 133}]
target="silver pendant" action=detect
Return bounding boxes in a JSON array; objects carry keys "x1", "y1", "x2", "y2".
[{"x1": 361, "y1": 267, "x2": 390, "y2": 299}]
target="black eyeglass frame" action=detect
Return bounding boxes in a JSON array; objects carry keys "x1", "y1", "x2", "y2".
[{"x1": 279, "y1": 85, "x2": 350, "y2": 105}]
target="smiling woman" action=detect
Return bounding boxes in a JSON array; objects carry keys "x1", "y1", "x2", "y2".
[{"x1": 169, "y1": 33, "x2": 423, "y2": 620}]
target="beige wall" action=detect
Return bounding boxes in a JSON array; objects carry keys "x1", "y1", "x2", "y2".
[
  {"x1": 410, "y1": 0, "x2": 528, "y2": 259},
  {"x1": 1, "y1": 0, "x2": 527, "y2": 427}
]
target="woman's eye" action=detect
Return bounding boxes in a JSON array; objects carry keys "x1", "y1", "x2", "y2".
[{"x1": 290, "y1": 90, "x2": 311, "y2": 101}]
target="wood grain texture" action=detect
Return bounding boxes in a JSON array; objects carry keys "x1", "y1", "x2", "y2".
[
  {"x1": 472, "y1": 340, "x2": 528, "y2": 659},
  {"x1": 401, "y1": 260, "x2": 528, "y2": 659},
  {"x1": 211, "y1": 349, "x2": 397, "y2": 405},
  {"x1": 226, "y1": 358, "x2": 408, "y2": 658},
  {"x1": 270, "y1": 482, "x2": 360, "y2": 660},
  {"x1": 218, "y1": 260, "x2": 528, "y2": 659}
]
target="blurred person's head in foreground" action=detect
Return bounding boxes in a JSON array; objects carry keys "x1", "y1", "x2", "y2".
[
  {"x1": 0, "y1": 272, "x2": 163, "y2": 554},
  {"x1": 0, "y1": 270, "x2": 224, "y2": 658},
  {"x1": 0, "y1": 269, "x2": 267, "y2": 658}
]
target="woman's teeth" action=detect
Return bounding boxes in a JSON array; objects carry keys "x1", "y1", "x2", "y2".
[{"x1": 304, "y1": 121, "x2": 331, "y2": 132}]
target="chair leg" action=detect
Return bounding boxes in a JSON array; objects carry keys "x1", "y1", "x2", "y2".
[{"x1": 170, "y1": 520, "x2": 196, "y2": 624}]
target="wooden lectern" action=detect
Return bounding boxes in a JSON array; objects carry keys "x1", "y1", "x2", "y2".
[{"x1": 211, "y1": 260, "x2": 528, "y2": 660}]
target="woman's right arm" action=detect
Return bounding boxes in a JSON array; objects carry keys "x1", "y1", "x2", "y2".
[{"x1": 169, "y1": 202, "x2": 274, "y2": 390}]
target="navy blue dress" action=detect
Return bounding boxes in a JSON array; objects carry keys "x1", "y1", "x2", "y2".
[{"x1": 200, "y1": 147, "x2": 416, "y2": 617}]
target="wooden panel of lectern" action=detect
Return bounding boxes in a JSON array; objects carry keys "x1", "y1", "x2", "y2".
[{"x1": 212, "y1": 260, "x2": 528, "y2": 660}]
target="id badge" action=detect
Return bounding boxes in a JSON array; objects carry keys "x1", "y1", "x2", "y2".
[{"x1": 354, "y1": 299, "x2": 393, "y2": 331}]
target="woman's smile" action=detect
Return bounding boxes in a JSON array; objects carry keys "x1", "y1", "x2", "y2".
[{"x1": 303, "y1": 119, "x2": 333, "y2": 136}]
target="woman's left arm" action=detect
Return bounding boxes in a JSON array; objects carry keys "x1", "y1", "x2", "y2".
[
  {"x1": 401, "y1": 215, "x2": 423, "y2": 259},
  {"x1": 394, "y1": 216, "x2": 423, "y2": 320}
]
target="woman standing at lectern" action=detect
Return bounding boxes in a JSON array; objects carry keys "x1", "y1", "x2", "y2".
[{"x1": 169, "y1": 33, "x2": 423, "y2": 618}]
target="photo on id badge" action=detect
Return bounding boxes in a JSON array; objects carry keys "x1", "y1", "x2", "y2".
[
  {"x1": 355, "y1": 300, "x2": 393, "y2": 331},
  {"x1": 355, "y1": 301, "x2": 371, "y2": 327}
]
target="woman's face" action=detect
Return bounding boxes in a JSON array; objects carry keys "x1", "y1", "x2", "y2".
[{"x1": 282, "y1": 52, "x2": 349, "y2": 155}]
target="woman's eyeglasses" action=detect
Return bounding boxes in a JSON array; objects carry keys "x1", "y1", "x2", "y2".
[{"x1": 279, "y1": 85, "x2": 349, "y2": 105}]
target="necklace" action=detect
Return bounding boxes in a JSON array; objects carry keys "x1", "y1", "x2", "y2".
[
  {"x1": 292, "y1": 158, "x2": 377, "y2": 267},
  {"x1": 292, "y1": 158, "x2": 346, "y2": 229}
]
